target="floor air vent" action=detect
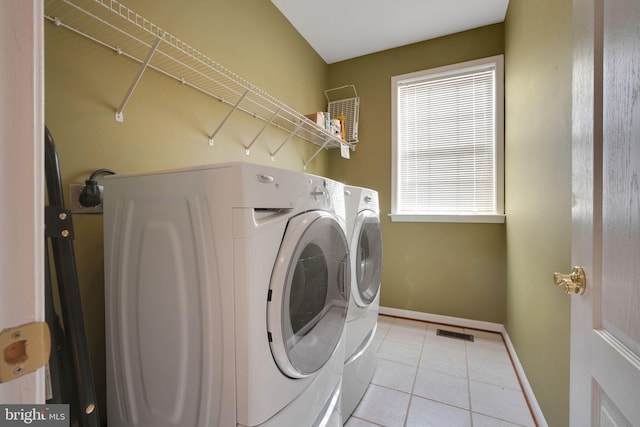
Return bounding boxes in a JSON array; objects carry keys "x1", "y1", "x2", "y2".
[{"x1": 437, "y1": 329, "x2": 474, "y2": 342}]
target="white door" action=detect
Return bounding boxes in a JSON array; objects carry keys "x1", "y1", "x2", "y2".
[
  {"x1": 0, "y1": 0, "x2": 45, "y2": 403},
  {"x1": 571, "y1": 0, "x2": 640, "y2": 425}
]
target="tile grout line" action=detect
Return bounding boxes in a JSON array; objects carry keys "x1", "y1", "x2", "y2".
[
  {"x1": 401, "y1": 321, "x2": 429, "y2": 426},
  {"x1": 499, "y1": 332, "x2": 540, "y2": 427},
  {"x1": 465, "y1": 327, "x2": 536, "y2": 427},
  {"x1": 465, "y1": 336, "x2": 474, "y2": 426},
  {"x1": 370, "y1": 316, "x2": 535, "y2": 427}
]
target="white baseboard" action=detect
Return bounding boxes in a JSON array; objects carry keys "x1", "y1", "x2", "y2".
[
  {"x1": 379, "y1": 306, "x2": 503, "y2": 332},
  {"x1": 378, "y1": 306, "x2": 548, "y2": 427},
  {"x1": 501, "y1": 329, "x2": 548, "y2": 427}
]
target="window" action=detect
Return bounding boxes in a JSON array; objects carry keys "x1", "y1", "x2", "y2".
[{"x1": 391, "y1": 55, "x2": 505, "y2": 223}]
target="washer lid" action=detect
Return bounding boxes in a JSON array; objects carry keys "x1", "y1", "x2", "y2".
[
  {"x1": 267, "y1": 210, "x2": 350, "y2": 379},
  {"x1": 352, "y1": 210, "x2": 383, "y2": 307}
]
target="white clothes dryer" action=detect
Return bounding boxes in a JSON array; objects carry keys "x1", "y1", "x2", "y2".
[
  {"x1": 341, "y1": 185, "x2": 383, "y2": 418},
  {"x1": 103, "y1": 162, "x2": 350, "y2": 427}
]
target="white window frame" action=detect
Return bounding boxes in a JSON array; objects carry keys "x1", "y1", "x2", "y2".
[{"x1": 391, "y1": 55, "x2": 505, "y2": 223}]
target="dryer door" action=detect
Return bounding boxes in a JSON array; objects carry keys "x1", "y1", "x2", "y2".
[
  {"x1": 351, "y1": 210, "x2": 383, "y2": 307},
  {"x1": 268, "y1": 210, "x2": 350, "y2": 379}
]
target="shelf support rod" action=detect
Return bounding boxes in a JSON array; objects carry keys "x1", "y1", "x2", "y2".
[
  {"x1": 245, "y1": 108, "x2": 281, "y2": 155},
  {"x1": 271, "y1": 121, "x2": 304, "y2": 160},
  {"x1": 303, "y1": 137, "x2": 332, "y2": 170},
  {"x1": 115, "y1": 37, "x2": 162, "y2": 122},
  {"x1": 209, "y1": 88, "x2": 250, "y2": 145}
]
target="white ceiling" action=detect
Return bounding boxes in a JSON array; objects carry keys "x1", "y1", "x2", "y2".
[{"x1": 271, "y1": 0, "x2": 509, "y2": 64}]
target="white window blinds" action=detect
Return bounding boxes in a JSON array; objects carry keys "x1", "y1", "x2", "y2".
[{"x1": 393, "y1": 57, "x2": 503, "y2": 220}]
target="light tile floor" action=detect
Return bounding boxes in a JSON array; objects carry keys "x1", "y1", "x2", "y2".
[{"x1": 346, "y1": 315, "x2": 537, "y2": 427}]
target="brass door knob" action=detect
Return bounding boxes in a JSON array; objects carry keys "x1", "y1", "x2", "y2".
[{"x1": 553, "y1": 266, "x2": 586, "y2": 295}]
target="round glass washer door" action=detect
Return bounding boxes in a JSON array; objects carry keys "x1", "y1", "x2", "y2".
[
  {"x1": 267, "y1": 210, "x2": 350, "y2": 379},
  {"x1": 351, "y1": 210, "x2": 383, "y2": 307}
]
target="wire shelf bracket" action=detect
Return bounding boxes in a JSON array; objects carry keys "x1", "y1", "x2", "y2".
[
  {"x1": 304, "y1": 137, "x2": 332, "y2": 171},
  {"x1": 209, "y1": 88, "x2": 250, "y2": 146},
  {"x1": 115, "y1": 36, "x2": 161, "y2": 122},
  {"x1": 271, "y1": 121, "x2": 304, "y2": 161},
  {"x1": 246, "y1": 108, "x2": 281, "y2": 155}
]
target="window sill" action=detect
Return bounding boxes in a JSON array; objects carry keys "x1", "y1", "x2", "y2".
[{"x1": 389, "y1": 213, "x2": 506, "y2": 224}]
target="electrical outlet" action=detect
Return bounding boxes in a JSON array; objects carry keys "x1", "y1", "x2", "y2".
[{"x1": 69, "y1": 183, "x2": 104, "y2": 214}]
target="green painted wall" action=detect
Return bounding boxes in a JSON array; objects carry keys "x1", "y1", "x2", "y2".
[
  {"x1": 45, "y1": 1, "x2": 331, "y2": 423},
  {"x1": 328, "y1": 25, "x2": 507, "y2": 324},
  {"x1": 328, "y1": 9, "x2": 573, "y2": 423},
  {"x1": 504, "y1": 0, "x2": 572, "y2": 426}
]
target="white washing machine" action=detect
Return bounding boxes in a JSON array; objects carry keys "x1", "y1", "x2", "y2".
[
  {"x1": 103, "y1": 162, "x2": 350, "y2": 427},
  {"x1": 341, "y1": 185, "x2": 383, "y2": 419}
]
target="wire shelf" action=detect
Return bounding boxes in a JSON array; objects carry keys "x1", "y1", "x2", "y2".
[{"x1": 44, "y1": 0, "x2": 353, "y2": 166}]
